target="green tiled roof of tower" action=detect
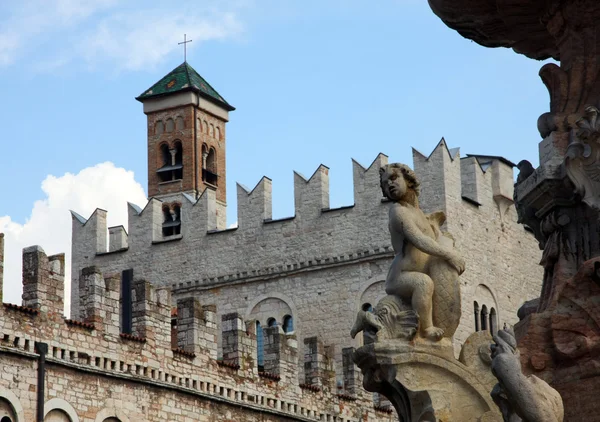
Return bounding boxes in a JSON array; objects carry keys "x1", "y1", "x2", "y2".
[{"x1": 136, "y1": 62, "x2": 235, "y2": 111}]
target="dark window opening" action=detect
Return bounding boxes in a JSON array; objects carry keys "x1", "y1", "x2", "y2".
[
  {"x1": 474, "y1": 301, "x2": 480, "y2": 332},
  {"x1": 162, "y1": 204, "x2": 181, "y2": 237},
  {"x1": 157, "y1": 142, "x2": 183, "y2": 182},
  {"x1": 2, "y1": 417, "x2": 13, "y2": 422},
  {"x1": 481, "y1": 305, "x2": 488, "y2": 331},
  {"x1": 256, "y1": 321, "x2": 264, "y2": 371},
  {"x1": 202, "y1": 146, "x2": 218, "y2": 186},
  {"x1": 121, "y1": 269, "x2": 133, "y2": 335},
  {"x1": 267, "y1": 317, "x2": 277, "y2": 327},
  {"x1": 283, "y1": 315, "x2": 294, "y2": 333},
  {"x1": 362, "y1": 303, "x2": 374, "y2": 313},
  {"x1": 489, "y1": 307, "x2": 497, "y2": 335}
]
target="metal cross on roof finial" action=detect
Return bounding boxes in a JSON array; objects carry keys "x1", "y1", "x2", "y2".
[{"x1": 178, "y1": 34, "x2": 193, "y2": 62}]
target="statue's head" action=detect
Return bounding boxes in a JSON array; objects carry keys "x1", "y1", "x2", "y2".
[{"x1": 379, "y1": 163, "x2": 420, "y2": 203}]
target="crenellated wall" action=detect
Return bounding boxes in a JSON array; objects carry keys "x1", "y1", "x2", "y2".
[
  {"x1": 0, "y1": 246, "x2": 390, "y2": 422},
  {"x1": 69, "y1": 142, "x2": 542, "y2": 377}
]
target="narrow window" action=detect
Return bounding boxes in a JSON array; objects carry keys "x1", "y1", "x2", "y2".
[
  {"x1": 202, "y1": 147, "x2": 218, "y2": 186},
  {"x1": 203, "y1": 120, "x2": 208, "y2": 134},
  {"x1": 162, "y1": 204, "x2": 181, "y2": 237},
  {"x1": 196, "y1": 118, "x2": 202, "y2": 132},
  {"x1": 171, "y1": 311, "x2": 178, "y2": 350},
  {"x1": 481, "y1": 305, "x2": 488, "y2": 331},
  {"x1": 157, "y1": 144, "x2": 170, "y2": 182},
  {"x1": 283, "y1": 315, "x2": 294, "y2": 333},
  {"x1": 256, "y1": 321, "x2": 264, "y2": 371},
  {"x1": 489, "y1": 307, "x2": 498, "y2": 335},
  {"x1": 121, "y1": 269, "x2": 133, "y2": 334},
  {"x1": 474, "y1": 301, "x2": 480, "y2": 332},
  {"x1": 216, "y1": 126, "x2": 221, "y2": 141},
  {"x1": 173, "y1": 141, "x2": 183, "y2": 180},
  {"x1": 267, "y1": 317, "x2": 277, "y2": 327},
  {"x1": 210, "y1": 123, "x2": 215, "y2": 137}
]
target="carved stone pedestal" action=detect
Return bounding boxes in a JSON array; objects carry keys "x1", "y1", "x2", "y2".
[
  {"x1": 354, "y1": 333, "x2": 501, "y2": 422},
  {"x1": 516, "y1": 258, "x2": 600, "y2": 421}
]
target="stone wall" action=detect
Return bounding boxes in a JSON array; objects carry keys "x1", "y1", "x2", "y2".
[
  {"x1": 70, "y1": 142, "x2": 543, "y2": 375},
  {"x1": 0, "y1": 247, "x2": 391, "y2": 422}
]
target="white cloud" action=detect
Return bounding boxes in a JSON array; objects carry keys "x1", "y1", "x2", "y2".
[
  {"x1": 0, "y1": 1, "x2": 245, "y2": 71},
  {"x1": 79, "y1": 10, "x2": 243, "y2": 71},
  {"x1": 0, "y1": 162, "x2": 147, "y2": 316},
  {"x1": 0, "y1": 0, "x2": 118, "y2": 66}
]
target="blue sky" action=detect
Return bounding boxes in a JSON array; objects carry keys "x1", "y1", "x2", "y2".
[{"x1": 0, "y1": 0, "x2": 550, "y2": 305}]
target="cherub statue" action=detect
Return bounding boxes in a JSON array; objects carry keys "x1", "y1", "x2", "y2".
[
  {"x1": 491, "y1": 328, "x2": 563, "y2": 422},
  {"x1": 381, "y1": 163, "x2": 464, "y2": 340},
  {"x1": 351, "y1": 163, "x2": 464, "y2": 342}
]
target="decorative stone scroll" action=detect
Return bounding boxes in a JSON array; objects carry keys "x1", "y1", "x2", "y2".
[{"x1": 566, "y1": 106, "x2": 600, "y2": 211}]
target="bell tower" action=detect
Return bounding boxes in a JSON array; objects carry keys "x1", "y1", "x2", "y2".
[{"x1": 136, "y1": 62, "x2": 234, "y2": 229}]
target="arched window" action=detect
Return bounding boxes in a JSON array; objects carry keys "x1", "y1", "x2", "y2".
[
  {"x1": 155, "y1": 120, "x2": 164, "y2": 135},
  {"x1": 481, "y1": 305, "x2": 488, "y2": 331},
  {"x1": 210, "y1": 123, "x2": 215, "y2": 137},
  {"x1": 256, "y1": 321, "x2": 264, "y2": 371},
  {"x1": 489, "y1": 307, "x2": 498, "y2": 335},
  {"x1": 45, "y1": 409, "x2": 71, "y2": 421},
  {"x1": 158, "y1": 144, "x2": 171, "y2": 182},
  {"x1": 283, "y1": 315, "x2": 293, "y2": 333},
  {"x1": 474, "y1": 301, "x2": 480, "y2": 332},
  {"x1": 162, "y1": 203, "x2": 181, "y2": 237},
  {"x1": 0, "y1": 397, "x2": 16, "y2": 422},
  {"x1": 173, "y1": 141, "x2": 183, "y2": 180},
  {"x1": 175, "y1": 116, "x2": 184, "y2": 130},
  {"x1": 165, "y1": 118, "x2": 174, "y2": 133},
  {"x1": 216, "y1": 127, "x2": 221, "y2": 141},
  {"x1": 157, "y1": 142, "x2": 183, "y2": 182},
  {"x1": 267, "y1": 317, "x2": 277, "y2": 327},
  {"x1": 202, "y1": 147, "x2": 218, "y2": 186},
  {"x1": 203, "y1": 120, "x2": 208, "y2": 134},
  {"x1": 160, "y1": 144, "x2": 170, "y2": 166},
  {"x1": 103, "y1": 419, "x2": 121, "y2": 422},
  {"x1": 196, "y1": 118, "x2": 202, "y2": 132}
]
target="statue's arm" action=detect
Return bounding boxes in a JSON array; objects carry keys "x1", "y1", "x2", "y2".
[
  {"x1": 492, "y1": 330, "x2": 562, "y2": 422},
  {"x1": 393, "y1": 208, "x2": 453, "y2": 259}
]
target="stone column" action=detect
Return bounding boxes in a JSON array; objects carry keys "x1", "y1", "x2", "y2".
[
  {"x1": 303, "y1": 336, "x2": 335, "y2": 391},
  {"x1": 263, "y1": 326, "x2": 298, "y2": 384},
  {"x1": 342, "y1": 347, "x2": 360, "y2": 397},
  {"x1": 22, "y1": 246, "x2": 64, "y2": 314},
  {"x1": 221, "y1": 313, "x2": 257, "y2": 375},
  {"x1": 79, "y1": 266, "x2": 105, "y2": 327},
  {"x1": 176, "y1": 298, "x2": 203, "y2": 356}
]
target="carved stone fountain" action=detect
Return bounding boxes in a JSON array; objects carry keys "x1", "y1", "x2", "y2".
[{"x1": 415, "y1": 1, "x2": 600, "y2": 420}]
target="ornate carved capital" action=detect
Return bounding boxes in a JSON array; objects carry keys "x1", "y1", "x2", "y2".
[{"x1": 565, "y1": 106, "x2": 600, "y2": 210}]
